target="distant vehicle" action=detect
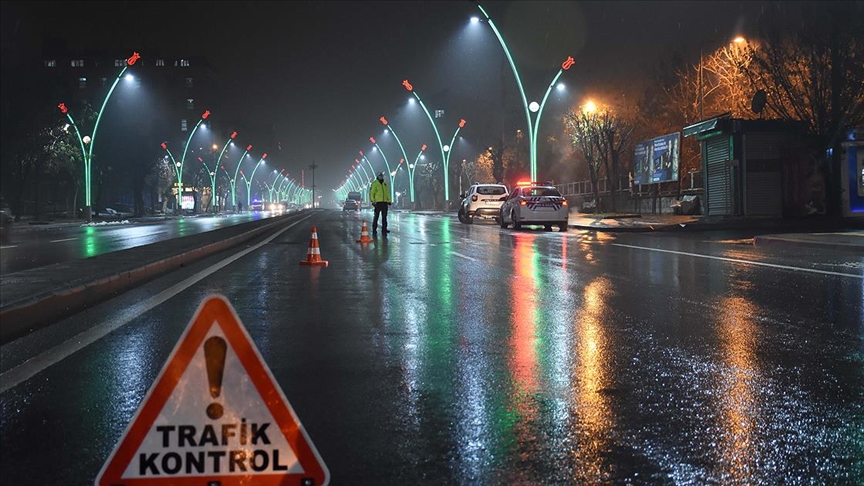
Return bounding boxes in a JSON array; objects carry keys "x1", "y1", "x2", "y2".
[
  {"x1": 498, "y1": 181, "x2": 569, "y2": 231},
  {"x1": 0, "y1": 198, "x2": 13, "y2": 244},
  {"x1": 249, "y1": 200, "x2": 264, "y2": 211},
  {"x1": 458, "y1": 183, "x2": 509, "y2": 224},
  {"x1": 344, "y1": 191, "x2": 363, "y2": 211}
]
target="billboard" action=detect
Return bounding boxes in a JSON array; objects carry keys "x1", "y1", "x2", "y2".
[{"x1": 634, "y1": 132, "x2": 680, "y2": 185}]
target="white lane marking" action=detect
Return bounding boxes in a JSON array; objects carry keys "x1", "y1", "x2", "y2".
[
  {"x1": 0, "y1": 215, "x2": 312, "y2": 393},
  {"x1": 49, "y1": 238, "x2": 79, "y2": 243},
  {"x1": 611, "y1": 242, "x2": 863, "y2": 279},
  {"x1": 0, "y1": 245, "x2": 17, "y2": 249},
  {"x1": 450, "y1": 251, "x2": 478, "y2": 262}
]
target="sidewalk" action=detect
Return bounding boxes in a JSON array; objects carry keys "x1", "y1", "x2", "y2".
[{"x1": 753, "y1": 231, "x2": 864, "y2": 252}]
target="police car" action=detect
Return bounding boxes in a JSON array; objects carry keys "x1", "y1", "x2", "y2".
[{"x1": 498, "y1": 181, "x2": 569, "y2": 231}]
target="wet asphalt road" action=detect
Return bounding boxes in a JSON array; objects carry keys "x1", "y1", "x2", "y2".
[
  {"x1": 0, "y1": 211, "x2": 291, "y2": 274},
  {"x1": 1, "y1": 209, "x2": 862, "y2": 485}
]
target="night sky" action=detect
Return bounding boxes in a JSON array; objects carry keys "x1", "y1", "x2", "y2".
[{"x1": 3, "y1": 0, "x2": 797, "y2": 192}]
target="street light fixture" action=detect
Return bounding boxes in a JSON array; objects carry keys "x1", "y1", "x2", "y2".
[
  {"x1": 242, "y1": 152, "x2": 267, "y2": 209},
  {"x1": 474, "y1": 4, "x2": 574, "y2": 182},
  {"x1": 162, "y1": 109, "x2": 211, "y2": 214},
  {"x1": 58, "y1": 51, "x2": 140, "y2": 221},
  {"x1": 402, "y1": 78, "x2": 466, "y2": 205}
]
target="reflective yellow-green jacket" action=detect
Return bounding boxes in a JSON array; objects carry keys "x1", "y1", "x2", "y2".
[{"x1": 369, "y1": 179, "x2": 391, "y2": 203}]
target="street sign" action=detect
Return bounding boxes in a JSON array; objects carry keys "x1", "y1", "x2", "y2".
[{"x1": 96, "y1": 295, "x2": 329, "y2": 486}]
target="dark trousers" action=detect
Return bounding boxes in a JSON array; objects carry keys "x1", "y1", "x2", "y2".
[{"x1": 372, "y1": 202, "x2": 388, "y2": 231}]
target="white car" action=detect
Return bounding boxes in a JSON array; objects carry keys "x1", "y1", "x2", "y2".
[
  {"x1": 498, "y1": 182, "x2": 569, "y2": 231},
  {"x1": 458, "y1": 183, "x2": 509, "y2": 224}
]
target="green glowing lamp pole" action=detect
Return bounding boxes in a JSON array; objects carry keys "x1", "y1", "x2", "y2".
[
  {"x1": 58, "y1": 51, "x2": 140, "y2": 222},
  {"x1": 266, "y1": 170, "x2": 284, "y2": 202},
  {"x1": 162, "y1": 109, "x2": 211, "y2": 214},
  {"x1": 210, "y1": 131, "x2": 238, "y2": 212},
  {"x1": 401, "y1": 80, "x2": 466, "y2": 206},
  {"x1": 284, "y1": 179, "x2": 298, "y2": 203},
  {"x1": 358, "y1": 152, "x2": 378, "y2": 187},
  {"x1": 229, "y1": 144, "x2": 253, "y2": 210},
  {"x1": 198, "y1": 156, "x2": 217, "y2": 213},
  {"x1": 354, "y1": 160, "x2": 372, "y2": 186},
  {"x1": 277, "y1": 176, "x2": 291, "y2": 200},
  {"x1": 475, "y1": 4, "x2": 574, "y2": 182},
  {"x1": 408, "y1": 145, "x2": 427, "y2": 208},
  {"x1": 368, "y1": 137, "x2": 396, "y2": 200},
  {"x1": 242, "y1": 153, "x2": 267, "y2": 209},
  {"x1": 380, "y1": 116, "x2": 425, "y2": 205}
]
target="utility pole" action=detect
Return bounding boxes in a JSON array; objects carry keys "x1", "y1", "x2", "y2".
[{"x1": 308, "y1": 161, "x2": 318, "y2": 208}]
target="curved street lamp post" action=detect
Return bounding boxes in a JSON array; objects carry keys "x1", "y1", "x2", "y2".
[
  {"x1": 58, "y1": 51, "x2": 140, "y2": 221},
  {"x1": 475, "y1": 4, "x2": 574, "y2": 182},
  {"x1": 401, "y1": 79, "x2": 466, "y2": 206}
]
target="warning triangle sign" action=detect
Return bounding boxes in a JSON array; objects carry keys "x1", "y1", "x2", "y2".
[{"x1": 96, "y1": 295, "x2": 329, "y2": 486}]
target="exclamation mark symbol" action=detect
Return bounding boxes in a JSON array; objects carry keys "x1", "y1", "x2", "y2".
[{"x1": 205, "y1": 336, "x2": 227, "y2": 420}]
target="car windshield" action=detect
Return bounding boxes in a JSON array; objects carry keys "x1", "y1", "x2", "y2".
[{"x1": 477, "y1": 186, "x2": 506, "y2": 196}]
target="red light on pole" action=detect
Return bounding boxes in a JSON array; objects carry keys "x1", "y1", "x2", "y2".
[
  {"x1": 459, "y1": 119, "x2": 466, "y2": 128},
  {"x1": 379, "y1": 116, "x2": 388, "y2": 125},
  {"x1": 230, "y1": 131, "x2": 237, "y2": 139},
  {"x1": 562, "y1": 56, "x2": 575, "y2": 70},
  {"x1": 57, "y1": 102, "x2": 68, "y2": 114},
  {"x1": 421, "y1": 144, "x2": 427, "y2": 151},
  {"x1": 198, "y1": 157, "x2": 203, "y2": 162},
  {"x1": 161, "y1": 142, "x2": 167, "y2": 150},
  {"x1": 126, "y1": 52, "x2": 141, "y2": 66},
  {"x1": 354, "y1": 158, "x2": 360, "y2": 164},
  {"x1": 246, "y1": 144, "x2": 252, "y2": 151},
  {"x1": 369, "y1": 137, "x2": 376, "y2": 144},
  {"x1": 359, "y1": 151, "x2": 364, "y2": 156},
  {"x1": 262, "y1": 153, "x2": 268, "y2": 159},
  {"x1": 201, "y1": 110, "x2": 210, "y2": 120},
  {"x1": 399, "y1": 158, "x2": 405, "y2": 164},
  {"x1": 402, "y1": 79, "x2": 413, "y2": 91}
]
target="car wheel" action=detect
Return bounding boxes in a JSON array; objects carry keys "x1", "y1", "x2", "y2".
[
  {"x1": 544, "y1": 224, "x2": 553, "y2": 231},
  {"x1": 464, "y1": 212, "x2": 473, "y2": 224},
  {"x1": 511, "y1": 210, "x2": 521, "y2": 230},
  {"x1": 458, "y1": 209, "x2": 467, "y2": 223},
  {"x1": 559, "y1": 221, "x2": 569, "y2": 231},
  {"x1": 498, "y1": 210, "x2": 508, "y2": 228}
]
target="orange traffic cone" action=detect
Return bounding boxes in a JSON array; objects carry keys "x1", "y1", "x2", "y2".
[
  {"x1": 299, "y1": 226, "x2": 329, "y2": 267},
  {"x1": 356, "y1": 219, "x2": 373, "y2": 244}
]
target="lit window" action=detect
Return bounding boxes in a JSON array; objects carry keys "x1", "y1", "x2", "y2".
[
  {"x1": 115, "y1": 59, "x2": 125, "y2": 67},
  {"x1": 78, "y1": 77, "x2": 87, "y2": 89},
  {"x1": 181, "y1": 119, "x2": 188, "y2": 132},
  {"x1": 44, "y1": 59, "x2": 56, "y2": 68},
  {"x1": 71, "y1": 59, "x2": 84, "y2": 67},
  {"x1": 156, "y1": 59, "x2": 165, "y2": 67},
  {"x1": 179, "y1": 59, "x2": 190, "y2": 67},
  {"x1": 434, "y1": 109, "x2": 445, "y2": 119},
  {"x1": 186, "y1": 98, "x2": 194, "y2": 110},
  {"x1": 185, "y1": 77, "x2": 194, "y2": 88}
]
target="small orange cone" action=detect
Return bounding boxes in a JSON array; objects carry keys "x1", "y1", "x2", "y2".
[
  {"x1": 356, "y1": 219, "x2": 373, "y2": 244},
  {"x1": 299, "y1": 226, "x2": 329, "y2": 267}
]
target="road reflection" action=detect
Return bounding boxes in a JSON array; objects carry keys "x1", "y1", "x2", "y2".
[
  {"x1": 715, "y1": 294, "x2": 760, "y2": 481},
  {"x1": 572, "y1": 276, "x2": 614, "y2": 480}
]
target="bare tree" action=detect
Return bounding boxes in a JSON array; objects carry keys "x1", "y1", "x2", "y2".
[
  {"x1": 741, "y1": 2, "x2": 864, "y2": 217},
  {"x1": 563, "y1": 109, "x2": 605, "y2": 213}
]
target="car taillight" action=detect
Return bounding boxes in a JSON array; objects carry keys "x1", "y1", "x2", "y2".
[
  {"x1": 471, "y1": 195, "x2": 478, "y2": 202},
  {"x1": 562, "y1": 200, "x2": 568, "y2": 206},
  {"x1": 519, "y1": 199, "x2": 527, "y2": 206}
]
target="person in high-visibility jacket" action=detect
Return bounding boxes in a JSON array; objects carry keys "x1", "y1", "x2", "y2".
[{"x1": 369, "y1": 172, "x2": 392, "y2": 234}]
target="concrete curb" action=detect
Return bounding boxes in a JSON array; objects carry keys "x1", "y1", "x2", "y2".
[{"x1": 0, "y1": 218, "x2": 287, "y2": 344}]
